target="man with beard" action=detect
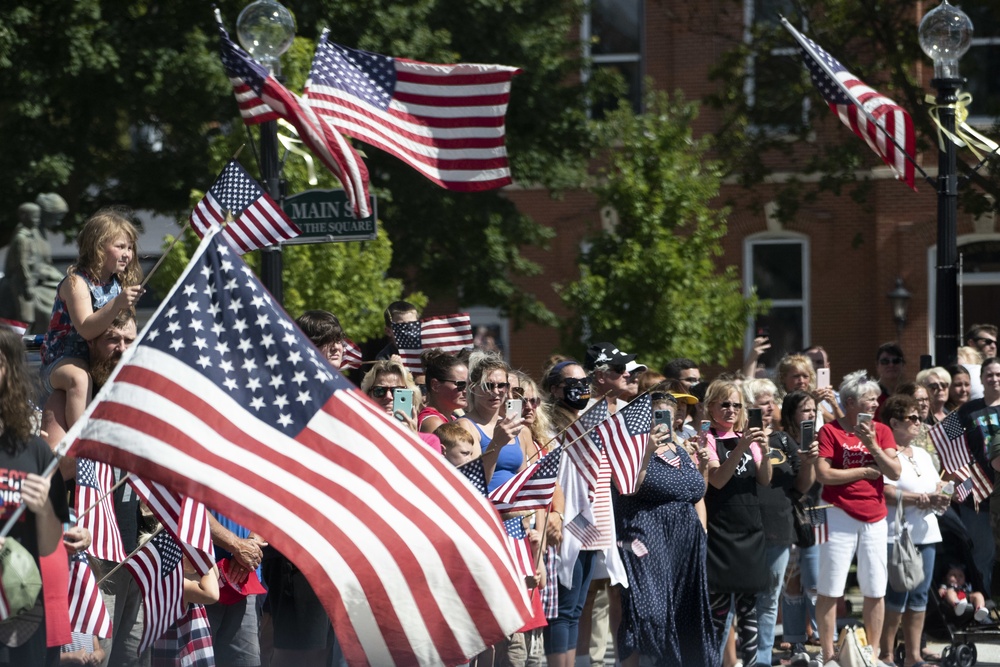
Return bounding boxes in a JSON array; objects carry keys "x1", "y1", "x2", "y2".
[{"x1": 41, "y1": 311, "x2": 148, "y2": 667}]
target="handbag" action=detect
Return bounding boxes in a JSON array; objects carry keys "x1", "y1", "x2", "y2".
[
  {"x1": 832, "y1": 625, "x2": 875, "y2": 667},
  {"x1": 888, "y1": 488, "x2": 925, "y2": 592},
  {"x1": 790, "y1": 491, "x2": 816, "y2": 548}
]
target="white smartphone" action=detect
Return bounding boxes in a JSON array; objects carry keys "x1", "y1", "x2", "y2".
[
  {"x1": 505, "y1": 399, "x2": 523, "y2": 418},
  {"x1": 817, "y1": 368, "x2": 830, "y2": 389},
  {"x1": 858, "y1": 412, "x2": 873, "y2": 424}
]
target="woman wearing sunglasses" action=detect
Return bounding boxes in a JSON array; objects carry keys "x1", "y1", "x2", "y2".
[
  {"x1": 456, "y1": 351, "x2": 524, "y2": 491},
  {"x1": 702, "y1": 379, "x2": 771, "y2": 667},
  {"x1": 418, "y1": 349, "x2": 469, "y2": 433},
  {"x1": 916, "y1": 366, "x2": 951, "y2": 425}
]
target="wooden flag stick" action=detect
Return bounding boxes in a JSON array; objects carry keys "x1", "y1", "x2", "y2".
[
  {"x1": 95, "y1": 524, "x2": 164, "y2": 586},
  {"x1": 77, "y1": 474, "x2": 132, "y2": 521},
  {"x1": 140, "y1": 212, "x2": 232, "y2": 290}
]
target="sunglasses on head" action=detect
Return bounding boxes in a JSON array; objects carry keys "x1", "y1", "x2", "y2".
[
  {"x1": 370, "y1": 385, "x2": 405, "y2": 399},
  {"x1": 650, "y1": 392, "x2": 678, "y2": 404},
  {"x1": 718, "y1": 401, "x2": 742, "y2": 410},
  {"x1": 511, "y1": 386, "x2": 525, "y2": 398},
  {"x1": 442, "y1": 379, "x2": 469, "y2": 391},
  {"x1": 878, "y1": 357, "x2": 904, "y2": 365}
]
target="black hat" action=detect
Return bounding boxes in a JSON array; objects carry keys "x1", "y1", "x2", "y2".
[{"x1": 584, "y1": 342, "x2": 636, "y2": 371}]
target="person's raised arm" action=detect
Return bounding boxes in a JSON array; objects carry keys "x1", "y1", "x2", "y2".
[
  {"x1": 858, "y1": 421, "x2": 901, "y2": 481},
  {"x1": 22, "y1": 472, "x2": 62, "y2": 557},
  {"x1": 62, "y1": 275, "x2": 142, "y2": 342},
  {"x1": 795, "y1": 441, "x2": 819, "y2": 495},
  {"x1": 708, "y1": 427, "x2": 766, "y2": 489}
]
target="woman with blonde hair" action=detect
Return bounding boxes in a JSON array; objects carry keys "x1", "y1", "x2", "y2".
[
  {"x1": 916, "y1": 366, "x2": 951, "y2": 425},
  {"x1": 776, "y1": 354, "x2": 841, "y2": 424}
]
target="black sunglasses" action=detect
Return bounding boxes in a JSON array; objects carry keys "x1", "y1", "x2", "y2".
[
  {"x1": 878, "y1": 357, "x2": 904, "y2": 365},
  {"x1": 482, "y1": 381, "x2": 510, "y2": 392},
  {"x1": 442, "y1": 379, "x2": 469, "y2": 391},
  {"x1": 976, "y1": 337, "x2": 998, "y2": 346},
  {"x1": 719, "y1": 401, "x2": 743, "y2": 410},
  {"x1": 650, "y1": 392, "x2": 677, "y2": 404},
  {"x1": 561, "y1": 377, "x2": 589, "y2": 389},
  {"x1": 370, "y1": 385, "x2": 405, "y2": 398},
  {"x1": 902, "y1": 415, "x2": 921, "y2": 423}
]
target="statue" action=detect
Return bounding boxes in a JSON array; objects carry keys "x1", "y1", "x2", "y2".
[{"x1": 0, "y1": 193, "x2": 67, "y2": 333}]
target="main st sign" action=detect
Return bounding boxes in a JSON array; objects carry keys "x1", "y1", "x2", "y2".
[{"x1": 281, "y1": 189, "x2": 378, "y2": 244}]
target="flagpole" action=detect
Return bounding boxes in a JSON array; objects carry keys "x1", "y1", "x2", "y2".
[
  {"x1": 780, "y1": 17, "x2": 935, "y2": 188},
  {"x1": 95, "y1": 524, "x2": 165, "y2": 587},
  {"x1": 140, "y1": 213, "x2": 233, "y2": 291},
  {"x1": 76, "y1": 474, "x2": 132, "y2": 521}
]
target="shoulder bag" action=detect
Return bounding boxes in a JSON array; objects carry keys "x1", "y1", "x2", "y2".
[{"x1": 888, "y1": 488, "x2": 925, "y2": 592}]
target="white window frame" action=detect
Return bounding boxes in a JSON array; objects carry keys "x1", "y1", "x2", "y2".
[
  {"x1": 743, "y1": 0, "x2": 810, "y2": 133},
  {"x1": 581, "y1": 0, "x2": 644, "y2": 115},
  {"x1": 743, "y1": 231, "x2": 811, "y2": 353},
  {"x1": 966, "y1": 32, "x2": 1000, "y2": 127}
]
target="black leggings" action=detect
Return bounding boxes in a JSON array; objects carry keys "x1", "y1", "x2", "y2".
[{"x1": 710, "y1": 592, "x2": 759, "y2": 666}]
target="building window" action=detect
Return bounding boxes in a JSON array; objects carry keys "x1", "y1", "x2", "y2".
[
  {"x1": 583, "y1": 0, "x2": 643, "y2": 117},
  {"x1": 962, "y1": 2, "x2": 1000, "y2": 125},
  {"x1": 744, "y1": 233, "x2": 810, "y2": 365},
  {"x1": 743, "y1": 0, "x2": 809, "y2": 133},
  {"x1": 467, "y1": 306, "x2": 510, "y2": 360}
]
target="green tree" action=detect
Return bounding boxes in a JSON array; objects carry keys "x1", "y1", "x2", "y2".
[{"x1": 559, "y1": 90, "x2": 761, "y2": 369}]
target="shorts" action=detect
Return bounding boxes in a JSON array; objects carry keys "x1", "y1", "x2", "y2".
[
  {"x1": 818, "y1": 506, "x2": 888, "y2": 598},
  {"x1": 41, "y1": 333, "x2": 90, "y2": 393},
  {"x1": 262, "y1": 557, "x2": 332, "y2": 651}
]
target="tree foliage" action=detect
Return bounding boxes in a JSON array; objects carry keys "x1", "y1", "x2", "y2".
[
  {"x1": 559, "y1": 90, "x2": 761, "y2": 369},
  {"x1": 0, "y1": 0, "x2": 597, "y2": 327}
]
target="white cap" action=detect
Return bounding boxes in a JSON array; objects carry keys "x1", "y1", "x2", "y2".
[{"x1": 625, "y1": 360, "x2": 647, "y2": 374}]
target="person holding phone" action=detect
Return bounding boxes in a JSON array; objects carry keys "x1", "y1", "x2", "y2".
[
  {"x1": 775, "y1": 354, "x2": 842, "y2": 427},
  {"x1": 418, "y1": 349, "x2": 469, "y2": 433},
  {"x1": 359, "y1": 359, "x2": 443, "y2": 457},
  {"x1": 702, "y1": 379, "x2": 771, "y2": 667},
  {"x1": 815, "y1": 370, "x2": 901, "y2": 667}
]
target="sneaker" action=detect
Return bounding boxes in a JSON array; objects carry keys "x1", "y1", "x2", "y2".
[
  {"x1": 955, "y1": 598, "x2": 969, "y2": 616},
  {"x1": 975, "y1": 606, "x2": 991, "y2": 622},
  {"x1": 789, "y1": 643, "x2": 810, "y2": 667}
]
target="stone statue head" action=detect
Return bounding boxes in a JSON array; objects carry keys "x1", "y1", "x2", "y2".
[
  {"x1": 35, "y1": 192, "x2": 68, "y2": 229},
  {"x1": 17, "y1": 202, "x2": 41, "y2": 228}
]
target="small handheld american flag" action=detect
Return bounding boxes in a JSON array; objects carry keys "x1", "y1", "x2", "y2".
[
  {"x1": 595, "y1": 394, "x2": 652, "y2": 495},
  {"x1": 393, "y1": 313, "x2": 474, "y2": 374}
]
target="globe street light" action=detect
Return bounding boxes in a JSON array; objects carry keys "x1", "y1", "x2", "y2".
[
  {"x1": 237, "y1": 0, "x2": 296, "y2": 304},
  {"x1": 919, "y1": 0, "x2": 973, "y2": 366}
]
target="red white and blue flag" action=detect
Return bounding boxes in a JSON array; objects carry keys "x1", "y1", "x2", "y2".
[
  {"x1": 563, "y1": 399, "x2": 608, "y2": 503},
  {"x1": 393, "y1": 313, "x2": 474, "y2": 375},
  {"x1": 76, "y1": 458, "x2": 126, "y2": 563},
  {"x1": 340, "y1": 338, "x2": 363, "y2": 370},
  {"x1": 189, "y1": 160, "x2": 301, "y2": 254},
  {"x1": 304, "y1": 31, "x2": 520, "y2": 191},
  {"x1": 502, "y1": 518, "x2": 535, "y2": 583},
  {"x1": 595, "y1": 395, "x2": 652, "y2": 495},
  {"x1": 128, "y1": 477, "x2": 216, "y2": 577},
  {"x1": 809, "y1": 506, "x2": 829, "y2": 545},
  {"x1": 151, "y1": 603, "x2": 215, "y2": 667},
  {"x1": 929, "y1": 412, "x2": 970, "y2": 474},
  {"x1": 64, "y1": 228, "x2": 530, "y2": 666},
  {"x1": 217, "y1": 21, "x2": 371, "y2": 218},
  {"x1": 783, "y1": 19, "x2": 916, "y2": 190},
  {"x1": 67, "y1": 552, "x2": 113, "y2": 638},
  {"x1": 125, "y1": 531, "x2": 186, "y2": 655},
  {"x1": 489, "y1": 446, "x2": 562, "y2": 515}
]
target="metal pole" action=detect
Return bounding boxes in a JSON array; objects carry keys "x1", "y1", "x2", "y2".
[
  {"x1": 933, "y1": 77, "x2": 962, "y2": 367},
  {"x1": 259, "y1": 119, "x2": 283, "y2": 304}
]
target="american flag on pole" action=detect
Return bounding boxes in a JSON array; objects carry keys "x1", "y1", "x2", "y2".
[
  {"x1": 951, "y1": 463, "x2": 993, "y2": 504},
  {"x1": 953, "y1": 469, "x2": 976, "y2": 503},
  {"x1": 189, "y1": 160, "x2": 301, "y2": 254},
  {"x1": 75, "y1": 459, "x2": 126, "y2": 562},
  {"x1": 929, "y1": 412, "x2": 971, "y2": 474},
  {"x1": 563, "y1": 399, "x2": 608, "y2": 503},
  {"x1": 340, "y1": 338, "x2": 363, "y2": 370},
  {"x1": 503, "y1": 518, "x2": 535, "y2": 582},
  {"x1": 151, "y1": 603, "x2": 215, "y2": 667},
  {"x1": 594, "y1": 395, "x2": 652, "y2": 496},
  {"x1": 808, "y1": 506, "x2": 829, "y2": 545},
  {"x1": 127, "y1": 477, "x2": 216, "y2": 577},
  {"x1": 782, "y1": 19, "x2": 917, "y2": 190},
  {"x1": 393, "y1": 314, "x2": 474, "y2": 375},
  {"x1": 304, "y1": 31, "x2": 520, "y2": 191},
  {"x1": 67, "y1": 552, "x2": 112, "y2": 638},
  {"x1": 125, "y1": 530, "x2": 186, "y2": 655},
  {"x1": 488, "y1": 446, "x2": 562, "y2": 515},
  {"x1": 217, "y1": 20, "x2": 371, "y2": 218},
  {"x1": 65, "y1": 229, "x2": 530, "y2": 666}
]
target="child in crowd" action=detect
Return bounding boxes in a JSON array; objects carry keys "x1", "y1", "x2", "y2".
[
  {"x1": 436, "y1": 422, "x2": 475, "y2": 466},
  {"x1": 939, "y1": 564, "x2": 990, "y2": 622},
  {"x1": 377, "y1": 300, "x2": 420, "y2": 359},
  {"x1": 41, "y1": 208, "x2": 143, "y2": 426}
]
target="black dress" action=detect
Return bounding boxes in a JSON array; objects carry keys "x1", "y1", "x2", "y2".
[{"x1": 614, "y1": 446, "x2": 718, "y2": 666}]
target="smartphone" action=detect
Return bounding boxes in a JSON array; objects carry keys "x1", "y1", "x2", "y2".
[
  {"x1": 653, "y1": 409, "x2": 673, "y2": 439},
  {"x1": 858, "y1": 412, "x2": 873, "y2": 424},
  {"x1": 756, "y1": 325, "x2": 770, "y2": 338},
  {"x1": 392, "y1": 389, "x2": 414, "y2": 421},
  {"x1": 748, "y1": 407, "x2": 763, "y2": 430},
  {"x1": 800, "y1": 419, "x2": 815, "y2": 451},
  {"x1": 817, "y1": 368, "x2": 830, "y2": 389},
  {"x1": 505, "y1": 399, "x2": 523, "y2": 418}
]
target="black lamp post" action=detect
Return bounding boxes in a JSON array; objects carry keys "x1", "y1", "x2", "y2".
[
  {"x1": 236, "y1": 0, "x2": 296, "y2": 305},
  {"x1": 919, "y1": 0, "x2": 973, "y2": 367},
  {"x1": 888, "y1": 277, "x2": 912, "y2": 340}
]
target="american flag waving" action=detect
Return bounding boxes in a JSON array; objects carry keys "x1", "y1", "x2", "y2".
[
  {"x1": 489, "y1": 446, "x2": 562, "y2": 515},
  {"x1": 563, "y1": 399, "x2": 608, "y2": 502},
  {"x1": 65, "y1": 228, "x2": 531, "y2": 666},
  {"x1": 304, "y1": 31, "x2": 520, "y2": 191},
  {"x1": 782, "y1": 19, "x2": 916, "y2": 190},
  {"x1": 393, "y1": 313, "x2": 473, "y2": 374},
  {"x1": 189, "y1": 160, "x2": 301, "y2": 254},
  {"x1": 595, "y1": 395, "x2": 652, "y2": 495},
  {"x1": 216, "y1": 19, "x2": 371, "y2": 218},
  {"x1": 75, "y1": 459, "x2": 126, "y2": 562},
  {"x1": 125, "y1": 531, "x2": 186, "y2": 655},
  {"x1": 67, "y1": 551, "x2": 113, "y2": 638},
  {"x1": 340, "y1": 338, "x2": 363, "y2": 370},
  {"x1": 930, "y1": 412, "x2": 971, "y2": 473}
]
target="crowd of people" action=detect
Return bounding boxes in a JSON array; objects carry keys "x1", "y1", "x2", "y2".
[{"x1": 2, "y1": 205, "x2": 1000, "y2": 667}]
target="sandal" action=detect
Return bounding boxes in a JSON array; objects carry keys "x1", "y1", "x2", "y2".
[{"x1": 920, "y1": 648, "x2": 941, "y2": 663}]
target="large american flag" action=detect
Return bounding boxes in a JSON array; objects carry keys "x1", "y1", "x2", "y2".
[
  {"x1": 488, "y1": 445, "x2": 562, "y2": 515},
  {"x1": 563, "y1": 399, "x2": 608, "y2": 502},
  {"x1": 75, "y1": 458, "x2": 126, "y2": 563},
  {"x1": 125, "y1": 530, "x2": 186, "y2": 655},
  {"x1": 393, "y1": 314, "x2": 474, "y2": 375},
  {"x1": 217, "y1": 21, "x2": 371, "y2": 218},
  {"x1": 782, "y1": 19, "x2": 916, "y2": 190},
  {"x1": 67, "y1": 551, "x2": 113, "y2": 638},
  {"x1": 65, "y1": 230, "x2": 530, "y2": 666},
  {"x1": 189, "y1": 160, "x2": 301, "y2": 254},
  {"x1": 930, "y1": 412, "x2": 971, "y2": 474},
  {"x1": 304, "y1": 31, "x2": 520, "y2": 191},
  {"x1": 595, "y1": 394, "x2": 652, "y2": 495},
  {"x1": 128, "y1": 477, "x2": 215, "y2": 577}
]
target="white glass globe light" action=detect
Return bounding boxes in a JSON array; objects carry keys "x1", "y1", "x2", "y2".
[
  {"x1": 236, "y1": 0, "x2": 296, "y2": 73},
  {"x1": 918, "y1": 0, "x2": 973, "y2": 79}
]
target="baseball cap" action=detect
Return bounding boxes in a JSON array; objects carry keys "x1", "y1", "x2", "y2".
[
  {"x1": 625, "y1": 360, "x2": 647, "y2": 375},
  {"x1": 584, "y1": 342, "x2": 636, "y2": 371},
  {"x1": 669, "y1": 392, "x2": 699, "y2": 405}
]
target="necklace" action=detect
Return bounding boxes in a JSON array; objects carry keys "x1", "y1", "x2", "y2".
[{"x1": 900, "y1": 447, "x2": 921, "y2": 476}]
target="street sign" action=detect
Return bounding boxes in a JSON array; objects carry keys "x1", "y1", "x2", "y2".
[{"x1": 281, "y1": 189, "x2": 377, "y2": 244}]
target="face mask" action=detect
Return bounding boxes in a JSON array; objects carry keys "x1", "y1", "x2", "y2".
[{"x1": 561, "y1": 383, "x2": 591, "y2": 411}]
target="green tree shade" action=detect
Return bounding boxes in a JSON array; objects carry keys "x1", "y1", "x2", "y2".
[{"x1": 559, "y1": 90, "x2": 762, "y2": 369}]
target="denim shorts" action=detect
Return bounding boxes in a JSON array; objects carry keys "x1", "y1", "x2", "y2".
[
  {"x1": 41, "y1": 332, "x2": 90, "y2": 394},
  {"x1": 884, "y1": 542, "x2": 937, "y2": 613}
]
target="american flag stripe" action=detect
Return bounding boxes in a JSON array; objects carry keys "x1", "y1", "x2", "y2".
[
  {"x1": 68, "y1": 552, "x2": 112, "y2": 638},
  {"x1": 563, "y1": 400, "x2": 608, "y2": 502},
  {"x1": 783, "y1": 19, "x2": 916, "y2": 190},
  {"x1": 126, "y1": 531, "x2": 186, "y2": 655},
  {"x1": 304, "y1": 33, "x2": 519, "y2": 191},
  {"x1": 954, "y1": 470, "x2": 975, "y2": 503},
  {"x1": 594, "y1": 395, "x2": 652, "y2": 496},
  {"x1": 76, "y1": 459, "x2": 127, "y2": 563},
  {"x1": 420, "y1": 314, "x2": 473, "y2": 352},
  {"x1": 229, "y1": 80, "x2": 281, "y2": 124},
  {"x1": 970, "y1": 463, "x2": 993, "y2": 504},
  {"x1": 128, "y1": 477, "x2": 216, "y2": 577},
  {"x1": 809, "y1": 507, "x2": 829, "y2": 545},
  {"x1": 564, "y1": 512, "x2": 602, "y2": 545},
  {"x1": 488, "y1": 446, "x2": 561, "y2": 514},
  {"x1": 341, "y1": 338, "x2": 363, "y2": 370},
  {"x1": 152, "y1": 603, "x2": 215, "y2": 666},
  {"x1": 72, "y1": 353, "x2": 529, "y2": 666},
  {"x1": 929, "y1": 412, "x2": 969, "y2": 474}
]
